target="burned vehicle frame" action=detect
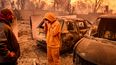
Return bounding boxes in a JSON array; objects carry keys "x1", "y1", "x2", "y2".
[
  {"x1": 73, "y1": 15, "x2": 116, "y2": 65},
  {"x1": 36, "y1": 17, "x2": 91, "y2": 54}
]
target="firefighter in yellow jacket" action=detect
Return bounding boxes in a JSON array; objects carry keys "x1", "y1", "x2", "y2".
[{"x1": 44, "y1": 12, "x2": 61, "y2": 65}]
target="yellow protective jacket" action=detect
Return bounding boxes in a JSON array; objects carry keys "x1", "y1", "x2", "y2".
[{"x1": 44, "y1": 13, "x2": 61, "y2": 48}]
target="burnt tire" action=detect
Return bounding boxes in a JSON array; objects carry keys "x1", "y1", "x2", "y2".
[{"x1": 73, "y1": 51, "x2": 96, "y2": 65}]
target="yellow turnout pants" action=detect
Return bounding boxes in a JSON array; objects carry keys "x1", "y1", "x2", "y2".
[{"x1": 47, "y1": 47, "x2": 60, "y2": 65}]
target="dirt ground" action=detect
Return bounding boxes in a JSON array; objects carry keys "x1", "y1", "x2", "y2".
[{"x1": 17, "y1": 20, "x2": 73, "y2": 65}]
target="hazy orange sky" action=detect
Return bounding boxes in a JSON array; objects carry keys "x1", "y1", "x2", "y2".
[
  {"x1": 42, "y1": 0, "x2": 116, "y2": 11},
  {"x1": 72, "y1": 0, "x2": 116, "y2": 11},
  {"x1": 103, "y1": 0, "x2": 116, "y2": 12}
]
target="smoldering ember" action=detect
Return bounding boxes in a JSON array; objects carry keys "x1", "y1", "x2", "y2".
[{"x1": 0, "y1": 0, "x2": 116, "y2": 65}]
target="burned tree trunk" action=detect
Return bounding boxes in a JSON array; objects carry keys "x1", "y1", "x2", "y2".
[{"x1": 93, "y1": 0, "x2": 103, "y2": 13}]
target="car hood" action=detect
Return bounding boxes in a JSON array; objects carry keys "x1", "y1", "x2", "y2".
[{"x1": 74, "y1": 37, "x2": 116, "y2": 65}]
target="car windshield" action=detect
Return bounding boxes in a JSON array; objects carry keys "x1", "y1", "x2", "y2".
[
  {"x1": 76, "y1": 21, "x2": 86, "y2": 29},
  {"x1": 85, "y1": 20, "x2": 92, "y2": 28},
  {"x1": 67, "y1": 21, "x2": 74, "y2": 30},
  {"x1": 97, "y1": 18, "x2": 116, "y2": 41},
  {"x1": 37, "y1": 20, "x2": 44, "y2": 29},
  {"x1": 62, "y1": 20, "x2": 75, "y2": 32}
]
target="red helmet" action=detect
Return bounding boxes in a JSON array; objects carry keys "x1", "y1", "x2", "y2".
[{"x1": 1, "y1": 9, "x2": 14, "y2": 20}]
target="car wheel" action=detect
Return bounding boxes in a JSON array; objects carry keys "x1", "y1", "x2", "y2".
[{"x1": 73, "y1": 51, "x2": 97, "y2": 65}]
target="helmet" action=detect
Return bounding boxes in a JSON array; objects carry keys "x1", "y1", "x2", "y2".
[
  {"x1": 44, "y1": 12, "x2": 56, "y2": 23},
  {"x1": 1, "y1": 8, "x2": 14, "y2": 20}
]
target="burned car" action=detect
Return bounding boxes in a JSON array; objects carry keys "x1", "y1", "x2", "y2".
[
  {"x1": 36, "y1": 17, "x2": 91, "y2": 53},
  {"x1": 73, "y1": 15, "x2": 116, "y2": 65}
]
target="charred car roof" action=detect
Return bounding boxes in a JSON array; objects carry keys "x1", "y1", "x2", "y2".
[{"x1": 99, "y1": 15, "x2": 116, "y2": 19}]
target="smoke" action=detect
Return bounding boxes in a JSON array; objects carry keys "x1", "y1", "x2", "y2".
[{"x1": 1, "y1": 0, "x2": 115, "y2": 13}]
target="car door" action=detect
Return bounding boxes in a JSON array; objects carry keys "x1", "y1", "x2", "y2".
[{"x1": 61, "y1": 20, "x2": 80, "y2": 53}]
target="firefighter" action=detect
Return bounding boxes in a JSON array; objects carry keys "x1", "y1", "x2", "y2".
[
  {"x1": 0, "y1": 8, "x2": 20, "y2": 65},
  {"x1": 44, "y1": 12, "x2": 61, "y2": 65}
]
